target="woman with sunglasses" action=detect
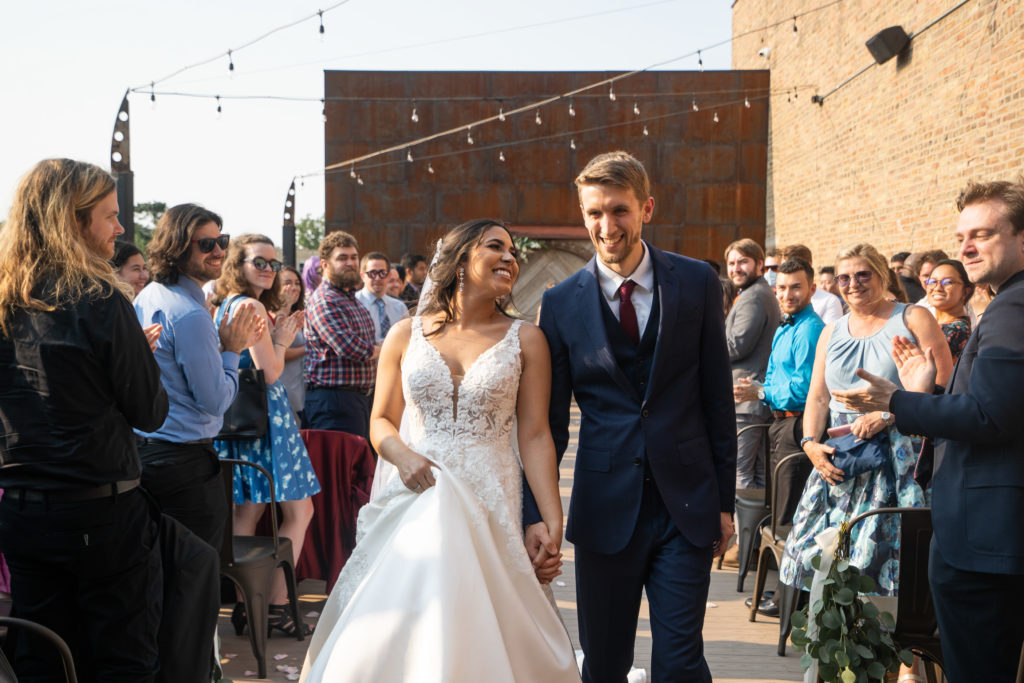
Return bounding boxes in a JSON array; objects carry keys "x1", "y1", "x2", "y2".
[
  {"x1": 778, "y1": 244, "x2": 952, "y2": 678},
  {"x1": 924, "y1": 259, "x2": 975, "y2": 360},
  {"x1": 212, "y1": 234, "x2": 321, "y2": 637}
]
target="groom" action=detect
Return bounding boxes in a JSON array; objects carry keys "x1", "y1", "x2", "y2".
[{"x1": 525, "y1": 151, "x2": 737, "y2": 682}]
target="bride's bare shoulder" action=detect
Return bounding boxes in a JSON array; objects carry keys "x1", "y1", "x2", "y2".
[{"x1": 514, "y1": 320, "x2": 549, "y2": 352}]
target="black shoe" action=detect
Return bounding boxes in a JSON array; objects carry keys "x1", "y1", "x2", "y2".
[
  {"x1": 744, "y1": 590, "x2": 774, "y2": 608},
  {"x1": 230, "y1": 602, "x2": 246, "y2": 636},
  {"x1": 267, "y1": 603, "x2": 312, "y2": 638},
  {"x1": 744, "y1": 595, "x2": 780, "y2": 617}
]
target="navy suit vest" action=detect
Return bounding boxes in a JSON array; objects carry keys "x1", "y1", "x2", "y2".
[{"x1": 598, "y1": 281, "x2": 660, "y2": 400}]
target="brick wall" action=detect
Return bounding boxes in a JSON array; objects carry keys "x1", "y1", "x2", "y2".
[
  {"x1": 731, "y1": 0, "x2": 1023, "y2": 264},
  {"x1": 324, "y1": 70, "x2": 769, "y2": 264}
]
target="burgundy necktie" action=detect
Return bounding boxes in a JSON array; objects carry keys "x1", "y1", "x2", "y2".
[{"x1": 618, "y1": 280, "x2": 639, "y2": 345}]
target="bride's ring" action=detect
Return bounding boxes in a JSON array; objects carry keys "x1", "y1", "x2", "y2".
[{"x1": 413, "y1": 484, "x2": 422, "y2": 491}]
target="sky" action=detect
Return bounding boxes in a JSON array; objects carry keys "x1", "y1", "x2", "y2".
[{"x1": 1, "y1": 0, "x2": 733, "y2": 246}]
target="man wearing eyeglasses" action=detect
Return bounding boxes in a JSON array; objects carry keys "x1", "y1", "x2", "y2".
[{"x1": 356, "y1": 252, "x2": 409, "y2": 344}]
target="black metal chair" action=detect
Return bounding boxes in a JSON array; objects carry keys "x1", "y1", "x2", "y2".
[
  {"x1": 718, "y1": 422, "x2": 769, "y2": 589},
  {"x1": 843, "y1": 507, "x2": 944, "y2": 683},
  {"x1": 749, "y1": 451, "x2": 808, "y2": 656},
  {"x1": 0, "y1": 617, "x2": 77, "y2": 683},
  {"x1": 220, "y1": 458, "x2": 304, "y2": 679}
]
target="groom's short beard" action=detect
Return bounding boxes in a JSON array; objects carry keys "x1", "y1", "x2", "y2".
[{"x1": 327, "y1": 268, "x2": 361, "y2": 290}]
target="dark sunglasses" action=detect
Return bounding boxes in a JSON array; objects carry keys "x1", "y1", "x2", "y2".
[
  {"x1": 835, "y1": 270, "x2": 874, "y2": 287},
  {"x1": 190, "y1": 234, "x2": 230, "y2": 253},
  {"x1": 924, "y1": 277, "x2": 961, "y2": 288},
  {"x1": 363, "y1": 269, "x2": 389, "y2": 280},
  {"x1": 245, "y1": 257, "x2": 283, "y2": 272},
  {"x1": 764, "y1": 264, "x2": 779, "y2": 272}
]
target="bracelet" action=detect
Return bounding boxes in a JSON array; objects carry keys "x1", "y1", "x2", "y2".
[
  {"x1": 799, "y1": 436, "x2": 816, "y2": 451},
  {"x1": 273, "y1": 341, "x2": 287, "y2": 348}
]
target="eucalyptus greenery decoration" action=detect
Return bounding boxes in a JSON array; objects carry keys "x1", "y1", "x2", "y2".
[
  {"x1": 790, "y1": 523, "x2": 913, "y2": 682},
  {"x1": 512, "y1": 235, "x2": 546, "y2": 263}
]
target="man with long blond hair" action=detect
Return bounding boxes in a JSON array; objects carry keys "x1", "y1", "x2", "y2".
[{"x1": 0, "y1": 158, "x2": 168, "y2": 680}]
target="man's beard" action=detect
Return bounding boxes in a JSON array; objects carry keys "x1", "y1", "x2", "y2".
[
  {"x1": 327, "y1": 267, "x2": 360, "y2": 290},
  {"x1": 736, "y1": 271, "x2": 759, "y2": 289}
]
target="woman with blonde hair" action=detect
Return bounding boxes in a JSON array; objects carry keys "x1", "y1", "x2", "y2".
[{"x1": 212, "y1": 233, "x2": 321, "y2": 637}]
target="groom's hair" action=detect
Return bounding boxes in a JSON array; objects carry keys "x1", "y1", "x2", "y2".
[{"x1": 575, "y1": 151, "x2": 650, "y2": 205}]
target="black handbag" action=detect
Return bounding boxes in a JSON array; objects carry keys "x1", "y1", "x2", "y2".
[
  {"x1": 825, "y1": 430, "x2": 889, "y2": 483},
  {"x1": 215, "y1": 296, "x2": 269, "y2": 441}
]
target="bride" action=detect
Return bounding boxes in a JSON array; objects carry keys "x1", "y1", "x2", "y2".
[{"x1": 301, "y1": 219, "x2": 580, "y2": 682}]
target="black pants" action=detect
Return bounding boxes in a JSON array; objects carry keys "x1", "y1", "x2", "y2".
[
  {"x1": 138, "y1": 442, "x2": 227, "y2": 551},
  {"x1": 0, "y1": 488, "x2": 162, "y2": 683},
  {"x1": 768, "y1": 416, "x2": 814, "y2": 527},
  {"x1": 304, "y1": 386, "x2": 371, "y2": 440}
]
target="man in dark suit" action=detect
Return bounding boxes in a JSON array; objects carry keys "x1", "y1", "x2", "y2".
[
  {"x1": 526, "y1": 151, "x2": 737, "y2": 682},
  {"x1": 833, "y1": 179, "x2": 1024, "y2": 683}
]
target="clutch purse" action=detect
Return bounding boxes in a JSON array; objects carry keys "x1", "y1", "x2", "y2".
[{"x1": 824, "y1": 430, "x2": 889, "y2": 483}]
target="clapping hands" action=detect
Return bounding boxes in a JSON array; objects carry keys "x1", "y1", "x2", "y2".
[
  {"x1": 272, "y1": 310, "x2": 304, "y2": 348},
  {"x1": 832, "y1": 335, "x2": 936, "y2": 413},
  {"x1": 218, "y1": 302, "x2": 265, "y2": 353}
]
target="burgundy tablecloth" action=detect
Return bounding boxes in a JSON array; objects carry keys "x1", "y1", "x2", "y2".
[{"x1": 256, "y1": 430, "x2": 375, "y2": 593}]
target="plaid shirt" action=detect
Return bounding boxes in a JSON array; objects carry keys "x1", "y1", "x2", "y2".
[{"x1": 304, "y1": 281, "x2": 377, "y2": 390}]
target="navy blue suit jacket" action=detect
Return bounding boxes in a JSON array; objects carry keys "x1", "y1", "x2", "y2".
[
  {"x1": 528, "y1": 243, "x2": 736, "y2": 555},
  {"x1": 892, "y1": 268, "x2": 1024, "y2": 575}
]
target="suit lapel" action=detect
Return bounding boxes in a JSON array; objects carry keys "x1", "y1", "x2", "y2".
[
  {"x1": 643, "y1": 245, "x2": 676, "y2": 405},
  {"x1": 576, "y1": 259, "x2": 638, "y2": 400}
]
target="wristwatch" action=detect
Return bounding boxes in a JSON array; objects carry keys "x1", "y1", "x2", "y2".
[
  {"x1": 756, "y1": 388, "x2": 766, "y2": 401},
  {"x1": 881, "y1": 411, "x2": 894, "y2": 425},
  {"x1": 799, "y1": 436, "x2": 815, "y2": 451}
]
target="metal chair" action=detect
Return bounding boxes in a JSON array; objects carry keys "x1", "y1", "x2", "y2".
[
  {"x1": 749, "y1": 452, "x2": 808, "y2": 656},
  {"x1": 0, "y1": 617, "x2": 77, "y2": 683},
  {"x1": 718, "y1": 422, "x2": 769, "y2": 588},
  {"x1": 220, "y1": 458, "x2": 304, "y2": 679},
  {"x1": 843, "y1": 507, "x2": 944, "y2": 683}
]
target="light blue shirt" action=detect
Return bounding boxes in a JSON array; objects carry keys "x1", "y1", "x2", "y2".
[
  {"x1": 354, "y1": 288, "x2": 409, "y2": 343},
  {"x1": 134, "y1": 277, "x2": 240, "y2": 441},
  {"x1": 762, "y1": 304, "x2": 825, "y2": 412}
]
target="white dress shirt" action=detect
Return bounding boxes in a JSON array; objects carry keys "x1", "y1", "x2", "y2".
[
  {"x1": 594, "y1": 243, "x2": 655, "y2": 336},
  {"x1": 811, "y1": 288, "x2": 844, "y2": 325},
  {"x1": 355, "y1": 289, "x2": 409, "y2": 342}
]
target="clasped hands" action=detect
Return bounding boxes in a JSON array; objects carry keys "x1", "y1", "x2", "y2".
[{"x1": 831, "y1": 335, "x2": 937, "y2": 413}]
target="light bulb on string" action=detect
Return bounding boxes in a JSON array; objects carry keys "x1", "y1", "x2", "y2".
[
  {"x1": 535, "y1": 110, "x2": 542, "y2": 125},
  {"x1": 568, "y1": 100, "x2": 576, "y2": 117},
  {"x1": 150, "y1": 82, "x2": 156, "y2": 109},
  {"x1": 357, "y1": 176, "x2": 364, "y2": 186},
  {"x1": 713, "y1": 111, "x2": 719, "y2": 123},
  {"x1": 498, "y1": 106, "x2": 505, "y2": 122},
  {"x1": 570, "y1": 138, "x2": 576, "y2": 150},
  {"x1": 744, "y1": 95, "x2": 751, "y2": 108},
  {"x1": 228, "y1": 50, "x2": 234, "y2": 73},
  {"x1": 406, "y1": 149, "x2": 414, "y2": 163},
  {"x1": 466, "y1": 128, "x2": 474, "y2": 145},
  {"x1": 498, "y1": 150, "x2": 506, "y2": 162},
  {"x1": 427, "y1": 163, "x2": 435, "y2": 174},
  {"x1": 349, "y1": 167, "x2": 357, "y2": 179},
  {"x1": 300, "y1": 179, "x2": 305, "y2": 187},
  {"x1": 608, "y1": 85, "x2": 616, "y2": 101},
  {"x1": 318, "y1": 10, "x2": 325, "y2": 38},
  {"x1": 633, "y1": 102, "x2": 640, "y2": 117},
  {"x1": 692, "y1": 99, "x2": 699, "y2": 112},
  {"x1": 642, "y1": 125, "x2": 649, "y2": 136},
  {"x1": 321, "y1": 98, "x2": 326, "y2": 122},
  {"x1": 792, "y1": 16, "x2": 798, "y2": 32},
  {"x1": 411, "y1": 104, "x2": 419, "y2": 123},
  {"x1": 216, "y1": 95, "x2": 222, "y2": 118},
  {"x1": 698, "y1": 50, "x2": 704, "y2": 72}
]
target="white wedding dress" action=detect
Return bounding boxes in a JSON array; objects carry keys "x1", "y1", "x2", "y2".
[{"x1": 301, "y1": 317, "x2": 580, "y2": 682}]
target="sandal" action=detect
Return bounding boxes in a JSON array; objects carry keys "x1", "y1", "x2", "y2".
[{"x1": 267, "y1": 603, "x2": 311, "y2": 638}]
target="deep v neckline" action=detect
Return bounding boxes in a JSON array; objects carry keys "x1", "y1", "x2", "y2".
[{"x1": 417, "y1": 318, "x2": 518, "y2": 422}]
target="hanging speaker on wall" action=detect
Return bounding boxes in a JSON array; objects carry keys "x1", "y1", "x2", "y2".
[{"x1": 865, "y1": 26, "x2": 910, "y2": 64}]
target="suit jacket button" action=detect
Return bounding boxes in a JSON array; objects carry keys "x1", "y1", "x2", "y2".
[
  {"x1": 633, "y1": 457, "x2": 641, "y2": 466},
  {"x1": 641, "y1": 409, "x2": 650, "y2": 418}
]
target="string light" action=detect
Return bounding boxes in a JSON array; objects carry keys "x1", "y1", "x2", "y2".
[
  {"x1": 608, "y1": 85, "x2": 616, "y2": 101},
  {"x1": 411, "y1": 104, "x2": 419, "y2": 123},
  {"x1": 357, "y1": 175, "x2": 364, "y2": 185},
  {"x1": 692, "y1": 99, "x2": 699, "y2": 112},
  {"x1": 406, "y1": 149, "x2": 414, "y2": 162},
  {"x1": 793, "y1": 15, "x2": 798, "y2": 32},
  {"x1": 349, "y1": 166, "x2": 357, "y2": 179},
  {"x1": 466, "y1": 128, "x2": 474, "y2": 145},
  {"x1": 570, "y1": 138, "x2": 576, "y2": 150},
  {"x1": 698, "y1": 50, "x2": 704, "y2": 72},
  {"x1": 149, "y1": 82, "x2": 156, "y2": 108},
  {"x1": 744, "y1": 95, "x2": 751, "y2": 108},
  {"x1": 216, "y1": 95, "x2": 222, "y2": 117},
  {"x1": 633, "y1": 102, "x2": 640, "y2": 116},
  {"x1": 228, "y1": 50, "x2": 234, "y2": 72},
  {"x1": 642, "y1": 125, "x2": 649, "y2": 136},
  {"x1": 535, "y1": 110, "x2": 542, "y2": 125},
  {"x1": 713, "y1": 111, "x2": 719, "y2": 123},
  {"x1": 318, "y1": 10, "x2": 325, "y2": 36},
  {"x1": 498, "y1": 150, "x2": 506, "y2": 162},
  {"x1": 321, "y1": 98, "x2": 326, "y2": 122},
  {"x1": 427, "y1": 162, "x2": 434, "y2": 174},
  {"x1": 568, "y1": 101, "x2": 576, "y2": 117},
  {"x1": 498, "y1": 106, "x2": 506, "y2": 122}
]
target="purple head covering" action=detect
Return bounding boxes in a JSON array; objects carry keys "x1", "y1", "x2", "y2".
[{"x1": 302, "y1": 255, "x2": 322, "y2": 292}]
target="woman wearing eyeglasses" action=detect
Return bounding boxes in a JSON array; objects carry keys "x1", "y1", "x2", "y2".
[
  {"x1": 924, "y1": 259, "x2": 975, "y2": 361},
  {"x1": 778, "y1": 244, "x2": 952, "y2": 618},
  {"x1": 212, "y1": 234, "x2": 321, "y2": 637}
]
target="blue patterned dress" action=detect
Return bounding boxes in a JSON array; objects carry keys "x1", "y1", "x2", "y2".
[
  {"x1": 779, "y1": 304, "x2": 927, "y2": 596},
  {"x1": 214, "y1": 298, "x2": 321, "y2": 504}
]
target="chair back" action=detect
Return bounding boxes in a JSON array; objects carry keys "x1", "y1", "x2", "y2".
[
  {"x1": 769, "y1": 452, "x2": 806, "y2": 540},
  {"x1": 219, "y1": 458, "x2": 282, "y2": 567},
  {"x1": 0, "y1": 617, "x2": 77, "y2": 683}
]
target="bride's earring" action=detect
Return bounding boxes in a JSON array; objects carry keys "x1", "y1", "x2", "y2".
[{"x1": 457, "y1": 267, "x2": 465, "y2": 292}]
